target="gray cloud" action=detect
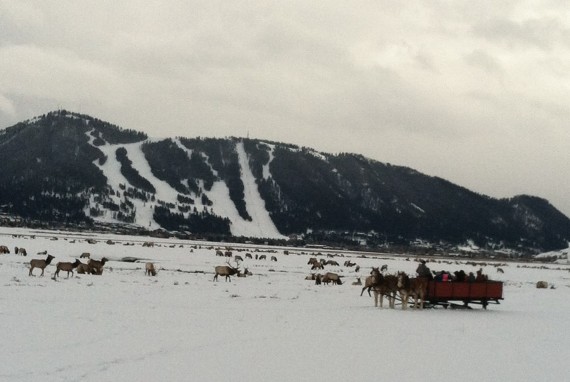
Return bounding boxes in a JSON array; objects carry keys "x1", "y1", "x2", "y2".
[{"x1": 0, "y1": 1, "x2": 569, "y2": 217}]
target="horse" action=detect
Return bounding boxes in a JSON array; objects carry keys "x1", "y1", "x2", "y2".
[
  {"x1": 372, "y1": 274, "x2": 399, "y2": 308},
  {"x1": 361, "y1": 267, "x2": 382, "y2": 297},
  {"x1": 397, "y1": 271, "x2": 428, "y2": 309}
]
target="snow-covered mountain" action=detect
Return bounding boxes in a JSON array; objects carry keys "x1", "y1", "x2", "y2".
[{"x1": 1, "y1": 110, "x2": 569, "y2": 254}]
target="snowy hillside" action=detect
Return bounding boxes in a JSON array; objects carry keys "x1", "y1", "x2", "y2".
[
  {"x1": 1, "y1": 227, "x2": 569, "y2": 382},
  {"x1": 88, "y1": 131, "x2": 285, "y2": 239}
]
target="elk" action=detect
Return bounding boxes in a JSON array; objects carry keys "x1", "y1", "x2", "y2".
[
  {"x1": 213, "y1": 263, "x2": 240, "y2": 282},
  {"x1": 76, "y1": 262, "x2": 89, "y2": 274},
  {"x1": 87, "y1": 257, "x2": 109, "y2": 275},
  {"x1": 237, "y1": 268, "x2": 252, "y2": 277},
  {"x1": 17, "y1": 247, "x2": 27, "y2": 256},
  {"x1": 536, "y1": 281, "x2": 548, "y2": 289},
  {"x1": 270, "y1": 256, "x2": 278, "y2": 262},
  {"x1": 0, "y1": 245, "x2": 10, "y2": 254},
  {"x1": 497, "y1": 268, "x2": 504, "y2": 273},
  {"x1": 29, "y1": 255, "x2": 55, "y2": 276},
  {"x1": 380, "y1": 264, "x2": 388, "y2": 272},
  {"x1": 80, "y1": 252, "x2": 91, "y2": 259},
  {"x1": 145, "y1": 262, "x2": 157, "y2": 276},
  {"x1": 234, "y1": 255, "x2": 244, "y2": 262},
  {"x1": 352, "y1": 277, "x2": 362, "y2": 286},
  {"x1": 258, "y1": 254, "x2": 267, "y2": 260},
  {"x1": 37, "y1": 250, "x2": 48, "y2": 255},
  {"x1": 245, "y1": 253, "x2": 253, "y2": 259},
  {"x1": 142, "y1": 241, "x2": 154, "y2": 247},
  {"x1": 308, "y1": 257, "x2": 325, "y2": 270},
  {"x1": 54, "y1": 259, "x2": 81, "y2": 278},
  {"x1": 321, "y1": 272, "x2": 343, "y2": 285}
]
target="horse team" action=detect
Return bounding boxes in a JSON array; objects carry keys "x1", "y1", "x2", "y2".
[{"x1": 358, "y1": 267, "x2": 428, "y2": 309}]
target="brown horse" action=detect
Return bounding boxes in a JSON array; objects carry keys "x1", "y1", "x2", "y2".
[
  {"x1": 397, "y1": 272, "x2": 428, "y2": 309},
  {"x1": 372, "y1": 274, "x2": 399, "y2": 308},
  {"x1": 361, "y1": 267, "x2": 382, "y2": 297}
]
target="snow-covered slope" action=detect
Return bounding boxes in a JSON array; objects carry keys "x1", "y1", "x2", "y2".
[
  {"x1": 87, "y1": 133, "x2": 286, "y2": 239},
  {"x1": 235, "y1": 141, "x2": 283, "y2": 238}
]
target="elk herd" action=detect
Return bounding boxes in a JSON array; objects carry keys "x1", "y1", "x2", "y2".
[{"x1": 2, "y1": 236, "x2": 512, "y2": 310}]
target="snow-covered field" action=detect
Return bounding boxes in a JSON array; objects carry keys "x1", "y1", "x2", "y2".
[{"x1": 1, "y1": 227, "x2": 569, "y2": 382}]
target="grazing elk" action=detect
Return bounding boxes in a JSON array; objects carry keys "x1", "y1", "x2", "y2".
[
  {"x1": 270, "y1": 256, "x2": 278, "y2": 262},
  {"x1": 0, "y1": 245, "x2": 10, "y2": 254},
  {"x1": 145, "y1": 262, "x2": 157, "y2": 276},
  {"x1": 213, "y1": 263, "x2": 241, "y2": 282},
  {"x1": 321, "y1": 272, "x2": 343, "y2": 285},
  {"x1": 352, "y1": 277, "x2": 362, "y2": 286},
  {"x1": 80, "y1": 252, "x2": 91, "y2": 259},
  {"x1": 497, "y1": 268, "x2": 504, "y2": 273},
  {"x1": 380, "y1": 264, "x2": 388, "y2": 272},
  {"x1": 234, "y1": 255, "x2": 244, "y2": 262},
  {"x1": 87, "y1": 257, "x2": 109, "y2": 275},
  {"x1": 258, "y1": 255, "x2": 267, "y2": 260},
  {"x1": 54, "y1": 259, "x2": 82, "y2": 278},
  {"x1": 308, "y1": 258, "x2": 324, "y2": 270},
  {"x1": 397, "y1": 272, "x2": 428, "y2": 309},
  {"x1": 245, "y1": 253, "x2": 253, "y2": 259},
  {"x1": 142, "y1": 241, "x2": 154, "y2": 247},
  {"x1": 29, "y1": 255, "x2": 55, "y2": 276}
]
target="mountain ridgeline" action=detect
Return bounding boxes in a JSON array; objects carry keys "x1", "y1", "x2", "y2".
[{"x1": 1, "y1": 110, "x2": 569, "y2": 253}]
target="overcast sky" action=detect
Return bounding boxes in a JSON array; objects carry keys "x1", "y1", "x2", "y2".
[{"x1": 1, "y1": 1, "x2": 569, "y2": 217}]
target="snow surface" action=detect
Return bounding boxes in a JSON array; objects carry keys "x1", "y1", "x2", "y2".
[{"x1": 1, "y1": 227, "x2": 569, "y2": 382}]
